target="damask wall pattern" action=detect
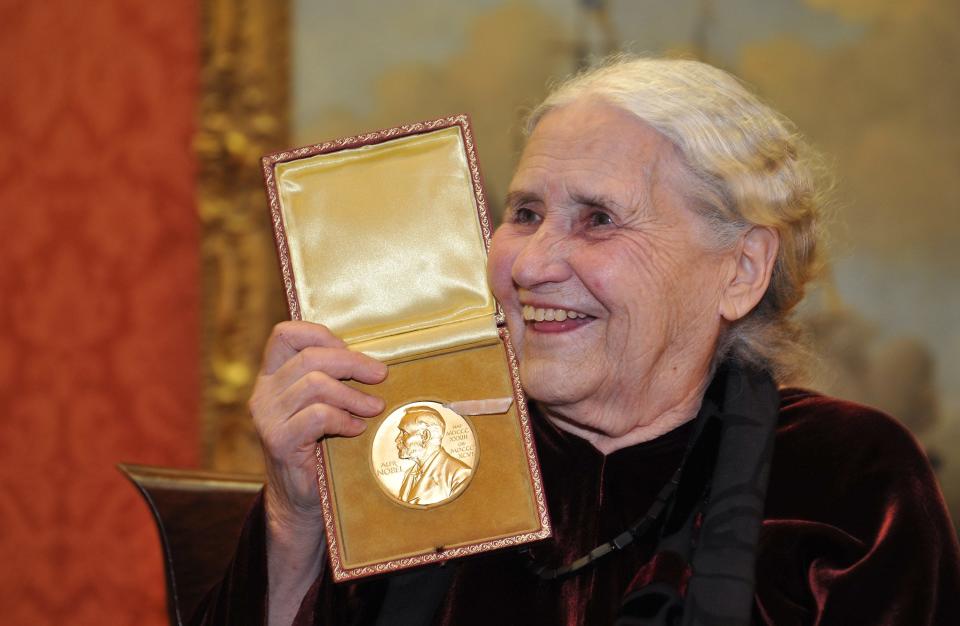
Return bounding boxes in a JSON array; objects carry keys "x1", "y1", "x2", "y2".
[{"x1": 0, "y1": 1, "x2": 201, "y2": 624}]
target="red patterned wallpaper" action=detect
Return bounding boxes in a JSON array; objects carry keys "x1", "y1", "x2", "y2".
[{"x1": 0, "y1": 1, "x2": 200, "y2": 624}]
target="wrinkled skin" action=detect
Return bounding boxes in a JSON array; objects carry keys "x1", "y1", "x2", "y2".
[{"x1": 488, "y1": 98, "x2": 738, "y2": 452}]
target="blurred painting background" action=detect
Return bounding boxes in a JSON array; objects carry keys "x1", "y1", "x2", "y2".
[{"x1": 1, "y1": 0, "x2": 957, "y2": 624}]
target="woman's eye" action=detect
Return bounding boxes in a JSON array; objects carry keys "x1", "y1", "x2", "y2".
[
  {"x1": 512, "y1": 207, "x2": 540, "y2": 224},
  {"x1": 588, "y1": 211, "x2": 614, "y2": 227}
]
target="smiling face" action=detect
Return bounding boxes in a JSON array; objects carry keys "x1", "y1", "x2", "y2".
[{"x1": 488, "y1": 99, "x2": 734, "y2": 441}]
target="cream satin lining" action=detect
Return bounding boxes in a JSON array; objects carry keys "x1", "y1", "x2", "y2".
[
  {"x1": 352, "y1": 316, "x2": 500, "y2": 363},
  {"x1": 275, "y1": 126, "x2": 498, "y2": 362}
]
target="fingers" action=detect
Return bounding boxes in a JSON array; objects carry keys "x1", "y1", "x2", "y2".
[
  {"x1": 262, "y1": 403, "x2": 365, "y2": 464},
  {"x1": 253, "y1": 320, "x2": 388, "y2": 513},
  {"x1": 276, "y1": 370, "x2": 385, "y2": 420},
  {"x1": 254, "y1": 322, "x2": 386, "y2": 520},
  {"x1": 270, "y1": 345, "x2": 387, "y2": 393},
  {"x1": 256, "y1": 323, "x2": 387, "y2": 426},
  {"x1": 289, "y1": 403, "x2": 366, "y2": 444},
  {"x1": 261, "y1": 321, "x2": 347, "y2": 375},
  {"x1": 251, "y1": 323, "x2": 387, "y2": 442}
]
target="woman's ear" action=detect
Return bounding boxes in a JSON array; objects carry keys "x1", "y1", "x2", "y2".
[{"x1": 719, "y1": 226, "x2": 779, "y2": 322}]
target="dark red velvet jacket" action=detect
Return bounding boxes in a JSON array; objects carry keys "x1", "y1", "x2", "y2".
[{"x1": 193, "y1": 390, "x2": 960, "y2": 625}]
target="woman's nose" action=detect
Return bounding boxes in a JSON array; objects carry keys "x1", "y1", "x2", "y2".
[{"x1": 511, "y1": 224, "x2": 571, "y2": 288}]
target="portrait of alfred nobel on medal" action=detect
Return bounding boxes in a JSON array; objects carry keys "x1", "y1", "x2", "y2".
[{"x1": 395, "y1": 405, "x2": 473, "y2": 506}]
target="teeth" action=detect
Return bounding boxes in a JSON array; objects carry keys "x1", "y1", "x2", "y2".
[{"x1": 521, "y1": 305, "x2": 587, "y2": 322}]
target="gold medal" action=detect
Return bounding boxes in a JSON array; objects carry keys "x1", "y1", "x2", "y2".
[{"x1": 370, "y1": 401, "x2": 478, "y2": 509}]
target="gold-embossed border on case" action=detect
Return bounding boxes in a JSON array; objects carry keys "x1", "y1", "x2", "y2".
[{"x1": 261, "y1": 115, "x2": 551, "y2": 582}]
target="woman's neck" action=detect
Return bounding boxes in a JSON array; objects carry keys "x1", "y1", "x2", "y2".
[{"x1": 536, "y1": 369, "x2": 711, "y2": 455}]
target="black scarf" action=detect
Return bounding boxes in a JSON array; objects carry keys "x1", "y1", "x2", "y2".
[{"x1": 616, "y1": 363, "x2": 779, "y2": 625}]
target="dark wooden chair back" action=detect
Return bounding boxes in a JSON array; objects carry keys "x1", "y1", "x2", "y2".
[{"x1": 118, "y1": 463, "x2": 264, "y2": 626}]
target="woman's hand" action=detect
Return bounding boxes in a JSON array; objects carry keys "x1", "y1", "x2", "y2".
[
  {"x1": 251, "y1": 320, "x2": 386, "y2": 624},
  {"x1": 253, "y1": 320, "x2": 387, "y2": 524}
]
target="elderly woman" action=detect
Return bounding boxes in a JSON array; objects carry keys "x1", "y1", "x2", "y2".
[{"x1": 195, "y1": 58, "x2": 960, "y2": 625}]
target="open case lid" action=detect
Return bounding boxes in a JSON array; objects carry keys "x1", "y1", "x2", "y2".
[{"x1": 262, "y1": 116, "x2": 502, "y2": 362}]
